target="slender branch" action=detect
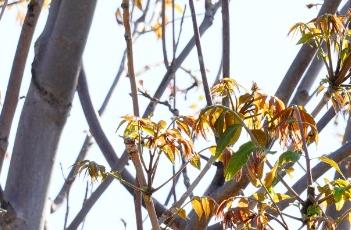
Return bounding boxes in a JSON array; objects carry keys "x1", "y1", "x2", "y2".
[
  {"x1": 161, "y1": 0, "x2": 169, "y2": 69},
  {"x1": 294, "y1": 106, "x2": 313, "y2": 187},
  {"x1": 0, "y1": 0, "x2": 8, "y2": 21},
  {"x1": 188, "y1": 0, "x2": 212, "y2": 106},
  {"x1": 124, "y1": 138, "x2": 161, "y2": 230},
  {"x1": 0, "y1": 0, "x2": 25, "y2": 10},
  {"x1": 121, "y1": 0, "x2": 143, "y2": 228},
  {"x1": 51, "y1": 136, "x2": 92, "y2": 213},
  {"x1": 316, "y1": 107, "x2": 335, "y2": 131},
  {"x1": 0, "y1": 0, "x2": 44, "y2": 175},
  {"x1": 164, "y1": 171, "x2": 181, "y2": 205},
  {"x1": 266, "y1": 161, "x2": 304, "y2": 203},
  {"x1": 181, "y1": 157, "x2": 192, "y2": 195},
  {"x1": 122, "y1": 0, "x2": 140, "y2": 117},
  {"x1": 153, "y1": 160, "x2": 189, "y2": 192},
  {"x1": 258, "y1": 178, "x2": 288, "y2": 230},
  {"x1": 221, "y1": 0, "x2": 230, "y2": 78},
  {"x1": 311, "y1": 93, "x2": 330, "y2": 117},
  {"x1": 336, "y1": 207, "x2": 351, "y2": 227},
  {"x1": 221, "y1": 0, "x2": 230, "y2": 108},
  {"x1": 142, "y1": 1, "x2": 221, "y2": 117}
]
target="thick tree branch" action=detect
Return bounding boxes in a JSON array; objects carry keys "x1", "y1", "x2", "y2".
[
  {"x1": 0, "y1": 0, "x2": 44, "y2": 175},
  {"x1": 3, "y1": 0, "x2": 97, "y2": 228}
]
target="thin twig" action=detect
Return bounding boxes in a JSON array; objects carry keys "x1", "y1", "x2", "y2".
[
  {"x1": 59, "y1": 163, "x2": 70, "y2": 230},
  {"x1": 79, "y1": 182, "x2": 90, "y2": 230},
  {"x1": 258, "y1": 178, "x2": 288, "y2": 230},
  {"x1": 0, "y1": 0, "x2": 25, "y2": 9},
  {"x1": 294, "y1": 106, "x2": 313, "y2": 187},
  {"x1": 0, "y1": 0, "x2": 8, "y2": 21},
  {"x1": 139, "y1": 90, "x2": 179, "y2": 116},
  {"x1": 266, "y1": 161, "x2": 304, "y2": 203},
  {"x1": 153, "y1": 160, "x2": 189, "y2": 192}
]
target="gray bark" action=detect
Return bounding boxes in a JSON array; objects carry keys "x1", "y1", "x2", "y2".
[{"x1": 3, "y1": 0, "x2": 97, "y2": 229}]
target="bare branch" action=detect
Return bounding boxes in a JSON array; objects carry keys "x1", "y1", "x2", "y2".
[
  {"x1": 189, "y1": 0, "x2": 212, "y2": 106},
  {"x1": 0, "y1": 0, "x2": 45, "y2": 174},
  {"x1": 142, "y1": 1, "x2": 221, "y2": 117}
]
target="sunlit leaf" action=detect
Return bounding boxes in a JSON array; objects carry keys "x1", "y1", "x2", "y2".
[
  {"x1": 271, "y1": 193, "x2": 292, "y2": 202},
  {"x1": 319, "y1": 156, "x2": 345, "y2": 179},
  {"x1": 190, "y1": 153, "x2": 201, "y2": 169},
  {"x1": 134, "y1": 0, "x2": 142, "y2": 10},
  {"x1": 252, "y1": 192, "x2": 266, "y2": 202},
  {"x1": 177, "y1": 208, "x2": 187, "y2": 220},
  {"x1": 264, "y1": 151, "x2": 300, "y2": 187},
  {"x1": 192, "y1": 196, "x2": 203, "y2": 219},
  {"x1": 191, "y1": 196, "x2": 217, "y2": 221}
]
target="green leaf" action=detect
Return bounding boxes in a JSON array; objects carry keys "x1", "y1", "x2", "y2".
[
  {"x1": 215, "y1": 124, "x2": 242, "y2": 158},
  {"x1": 297, "y1": 32, "x2": 315, "y2": 45},
  {"x1": 264, "y1": 151, "x2": 300, "y2": 188},
  {"x1": 224, "y1": 141, "x2": 256, "y2": 181},
  {"x1": 277, "y1": 151, "x2": 301, "y2": 167},
  {"x1": 214, "y1": 111, "x2": 226, "y2": 136}
]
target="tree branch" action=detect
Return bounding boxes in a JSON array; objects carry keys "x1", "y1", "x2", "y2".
[
  {"x1": 0, "y1": 0, "x2": 45, "y2": 175},
  {"x1": 275, "y1": 0, "x2": 342, "y2": 104},
  {"x1": 188, "y1": 0, "x2": 212, "y2": 106}
]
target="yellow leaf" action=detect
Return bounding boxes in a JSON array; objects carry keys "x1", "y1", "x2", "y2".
[
  {"x1": 285, "y1": 167, "x2": 295, "y2": 178},
  {"x1": 252, "y1": 192, "x2": 266, "y2": 202},
  {"x1": 271, "y1": 193, "x2": 292, "y2": 202},
  {"x1": 190, "y1": 153, "x2": 201, "y2": 169},
  {"x1": 191, "y1": 196, "x2": 203, "y2": 219},
  {"x1": 335, "y1": 198, "x2": 345, "y2": 211},
  {"x1": 238, "y1": 198, "x2": 249, "y2": 208},
  {"x1": 134, "y1": 0, "x2": 142, "y2": 10},
  {"x1": 251, "y1": 129, "x2": 267, "y2": 147},
  {"x1": 209, "y1": 145, "x2": 217, "y2": 156},
  {"x1": 263, "y1": 165, "x2": 278, "y2": 188},
  {"x1": 201, "y1": 197, "x2": 211, "y2": 220},
  {"x1": 177, "y1": 208, "x2": 187, "y2": 220},
  {"x1": 319, "y1": 156, "x2": 345, "y2": 179}
]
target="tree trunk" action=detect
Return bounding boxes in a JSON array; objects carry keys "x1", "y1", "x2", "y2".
[{"x1": 2, "y1": 0, "x2": 97, "y2": 229}]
